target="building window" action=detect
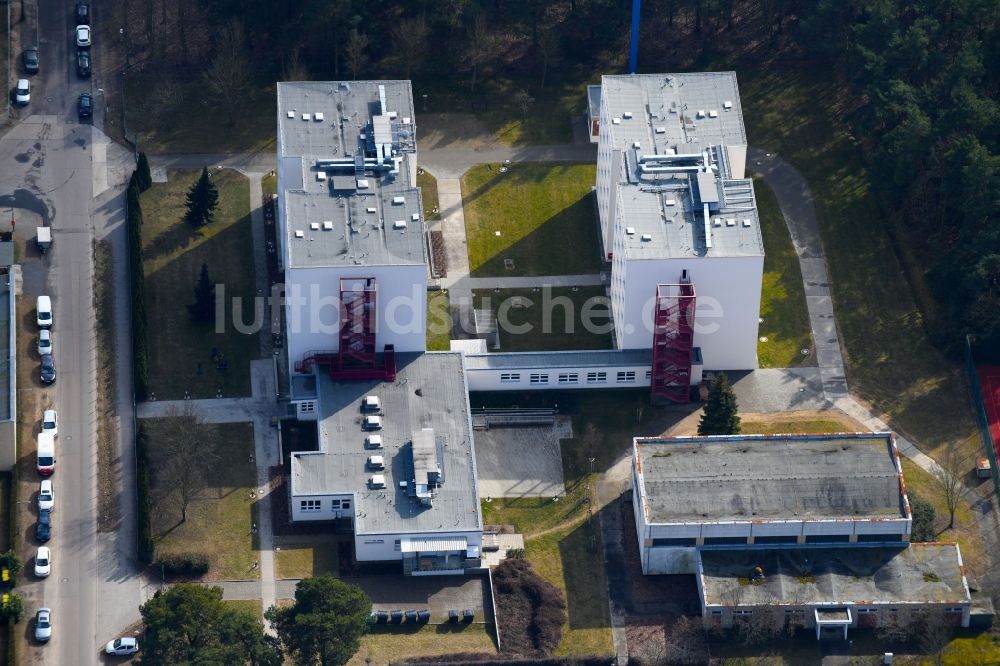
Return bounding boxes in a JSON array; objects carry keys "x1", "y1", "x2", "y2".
[
  {"x1": 300, "y1": 500, "x2": 321, "y2": 512},
  {"x1": 587, "y1": 371, "x2": 607, "y2": 384},
  {"x1": 342, "y1": 501, "x2": 351, "y2": 510},
  {"x1": 651, "y1": 537, "x2": 696, "y2": 547},
  {"x1": 500, "y1": 373, "x2": 520, "y2": 383},
  {"x1": 363, "y1": 539, "x2": 384, "y2": 545},
  {"x1": 804, "y1": 534, "x2": 851, "y2": 543},
  {"x1": 330, "y1": 499, "x2": 341, "y2": 509},
  {"x1": 558, "y1": 373, "x2": 578, "y2": 384},
  {"x1": 529, "y1": 373, "x2": 549, "y2": 385},
  {"x1": 858, "y1": 533, "x2": 905, "y2": 543},
  {"x1": 617, "y1": 371, "x2": 636, "y2": 383},
  {"x1": 945, "y1": 607, "x2": 964, "y2": 614},
  {"x1": 857, "y1": 608, "x2": 879, "y2": 614},
  {"x1": 703, "y1": 536, "x2": 748, "y2": 545},
  {"x1": 645, "y1": 370, "x2": 652, "y2": 379},
  {"x1": 394, "y1": 539, "x2": 401, "y2": 552},
  {"x1": 733, "y1": 610, "x2": 753, "y2": 616},
  {"x1": 298, "y1": 401, "x2": 316, "y2": 414},
  {"x1": 710, "y1": 610, "x2": 723, "y2": 616},
  {"x1": 753, "y1": 535, "x2": 799, "y2": 545}
]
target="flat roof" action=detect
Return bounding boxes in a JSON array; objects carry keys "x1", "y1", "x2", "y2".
[
  {"x1": 600, "y1": 73, "x2": 746, "y2": 153},
  {"x1": 462, "y1": 348, "x2": 653, "y2": 371},
  {"x1": 635, "y1": 433, "x2": 906, "y2": 523},
  {"x1": 277, "y1": 81, "x2": 426, "y2": 268},
  {"x1": 701, "y1": 544, "x2": 970, "y2": 607},
  {"x1": 291, "y1": 352, "x2": 482, "y2": 536},
  {"x1": 616, "y1": 178, "x2": 763, "y2": 259},
  {"x1": 0, "y1": 275, "x2": 12, "y2": 422}
]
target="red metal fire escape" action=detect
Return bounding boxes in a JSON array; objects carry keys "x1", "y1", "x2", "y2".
[
  {"x1": 294, "y1": 278, "x2": 397, "y2": 381},
  {"x1": 650, "y1": 281, "x2": 696, "y2": 404}
]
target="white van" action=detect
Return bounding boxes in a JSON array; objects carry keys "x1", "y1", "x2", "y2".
[
  {"x1": 36, "y1": 295, "x2": 52, "y2": 329},
  {"x1": 36, "y1": 432, "x2": 55, "y2": 475}
]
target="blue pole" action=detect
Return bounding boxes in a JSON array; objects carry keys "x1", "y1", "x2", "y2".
[{"x1": 628, "y1": 0, "x2": 641, "y2": 74}]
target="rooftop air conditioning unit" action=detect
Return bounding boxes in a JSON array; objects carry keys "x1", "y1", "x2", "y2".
[
  {"x1": 323, "y1": 221, "x2": 334, "y2": 231},
  {"x1": 302, "y1": 113, "x2": 311, "y2": 121},
  {"x1": 314, "y1": 112, "x2": 324, "y2": 121},
  {"x1": 370, "y1": 474, "x2": 386, "y2": 489},
  {"x1": 640, "y1": 234, "x2": 652, "y2": 242},
  {"x1": 723, "y1": 101, "x2": 733, "y2": 110},
  {"x1": 365, "y1": 435, "x2": 383, "y2": 449},
  {"x1": 392, "y1": 196, "x2": 405, "y2": 205},
  {"x1": 363, "y1": 395, "x2": 380, "y2": 412},
  {"x1": 367, "y1": 455, "x2": 385, "y2": 470},
  {"x1": 366, "y1": 207, "x2": 377, "y2": 214},
  {"x1": 310, "y1": 222, "x2": 320, "y2": 230},
  {"x1": 393, "y1": 220, "x2": 407, "y2": 230},
  {"x1": 357, "y1": 179, "x2": 369, "y2": 189},
  {"x1": 625, "y1": 227, "x2": 636, "y2": 235},
  {"x1": 363, "y1": 415, "x2": 382, "y2": 431}
]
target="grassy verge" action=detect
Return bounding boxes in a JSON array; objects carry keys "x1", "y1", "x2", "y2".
[
  {"x1": 350, "y1": 624, "x2": 496, "y2": 665},
  {"x1": 462, "y1": 163, "x2": 600, "y2": 276},
  {"x1": 224, "y1": 599, "x2": 263, "y2": 621},
  {"x1": 94, "y1": 239, "x2": 119, "y2": 531},
  {"x1": 125, "y1": 70, "x2": 276, "y2": 154},
  {"x1": 738, "y1": 409, "x2": 867, "y2": 436},
  {"x1": 483, "y1": 481, "x2": 613, "y2": 657},
  {"x1": 738, "y1": 64, "x2": 976, "y2": 460},
  {"x1": 472, "y1": 287, "x2": 612, "y2": 352},
  {"x1": 426, "y1": 291, "x2": 451, "y2": 351},
  {"x1": 753, "y1": 176, "x2": 814, "y2": 368},
  {"x1": 274, "y1": 543, "x2": 339, "y2": 579},
  {"x1": 144, "y1": 420, "x2": 259, "y2": 580},
  {"x1": 139, "y1": 169, "x2": 258, "y2": 399},
  {"x1": 416, "y1": 168, "x2": 441, "y2": 221},
  {"x1": 900, "y1": 459, "x2": 987, "y2": 576},
  {"x1": 261, "y1": 173, "x2": 277, "y2": 197}
]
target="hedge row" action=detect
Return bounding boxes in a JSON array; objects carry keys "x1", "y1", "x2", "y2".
[
  {"x1": 127, "y1": 169, "x2": 148, "y2": 400},
  {"x1": 492, "y1": 558, "x2": 567, "y2": 657},
  {"x1": 157, "y1": 552, "x2": 209, "y2": 577},
  {"x1": 136, "y1": 424, "x2": 154, "y2": 563}
]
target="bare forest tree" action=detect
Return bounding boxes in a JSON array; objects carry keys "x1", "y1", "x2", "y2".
[
  {"x1": 343, "y1": 28, "x2": 370, "y2": 81},
  {"x1": 145, "y1": 405, "x2": 219, "y2": 524},
  {"x1": 536, "y1": 28, "x2": 560, "y2": 90},
  {"x1": 513, "y1": 89, "x2": 534, "y2": 117},
  {"x1": 282, "y1": 46, "x2": 310, "y2": 83},
  {"x1": 937, "y1": 443, "x2": 968, "y2": 530},
  {"x1": 464, "y1": 15, "x2": 497, "y2": 94},
  {"x1": 202, "y1": 19, "x2": 252, "y2": 125},
  {"x1": 389, "y1": 17, "x2": 429, "y2": 80}
]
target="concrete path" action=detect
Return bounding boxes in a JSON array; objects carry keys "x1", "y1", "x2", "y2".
[
  {"x1": 243, "y1": 171, "x2": 274, "y2": 359},
  {"x1": 137, "y1": 358, "x2": 283, "y2": 624},
  {"x1": 750, "y1": 147, "x2": 1000, "y2": 562},
  {"x1": 436, "y1": 178, "x2": 472, "y2": 303},
  {"x1": 150, "y1": 152, "x2": 276, "y2": 172}
]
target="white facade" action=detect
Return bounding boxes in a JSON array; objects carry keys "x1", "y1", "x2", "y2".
[
  {"x1": 284, "y1": 264, "x2": 427, "y2": 375},
  {"x1": 610, "y1": 254, "x2": 763, "y2": 370}
]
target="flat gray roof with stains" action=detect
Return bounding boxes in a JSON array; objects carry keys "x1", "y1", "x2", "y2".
[{"x1": 635, "y1": 433, "x2": 905, "y2": 523}]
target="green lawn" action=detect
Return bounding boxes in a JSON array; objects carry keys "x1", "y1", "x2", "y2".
[
  {"x1": 416, "y1": 168, "x2": 441, "y2": 221},
  {"x1": 426, "y1": 291, "x2": 452, "y2": 351},
  {"x1": 139, "y1": 169, "x2": 258, "y2": 399},
  {"x1": 739, "y1": 416, "x2": 859, "y2": 436},
  {"x1": 350, "y1": 624, "x2": 496, "y2": 665},
  {"x1": 224, "y1": 599, "x2": 264, "y2": 621},
  {"x1": 483, "y1": 483, "x2": 614, "y2": 657},
  {"x1": 125, "y1": 71, "x2": 276, "y2": 154},
  {"x1": 145, "y1": 421, "x2": 259, "y2": 580},
  {"x1": 738, "y1": 64, "x2": 977, "y2": 461},
  {"x1": 473, "y1": 287, "x2": 612, "y2": 352},
  {"x1": 462, "y1": 163, "x2": 601, "y2": 276},
  {"x1": 274, "y1": 543, "x2": 339, "y2": 579},
  {"x1": 753, "y1": 176, "x2": 814, "y2": 368}
]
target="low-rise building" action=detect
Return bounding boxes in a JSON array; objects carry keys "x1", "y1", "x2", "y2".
[{"x1": 289, "y1": 352, "x2": 483, "y2": 574}]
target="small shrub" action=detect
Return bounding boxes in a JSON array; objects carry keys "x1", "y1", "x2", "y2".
[
  {"x1": 0, "y1": 592, "x2": 25, "y2": 623},
  {"x1": 0, "y1": 550, "x2": 23, "y2": 586},
  {"x1": 910, "y1": 494, "x2": 936, "y2": 542},
  {"x1": 157, "y1": 552, "x2": 210, "y2": 577}
]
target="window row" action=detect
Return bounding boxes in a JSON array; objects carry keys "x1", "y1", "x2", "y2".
[
  {"x1": 299, "y1": 498, "x2": 351, "y2": 512},
  {"x1": 495, "y1": 370, "x2": 652, "y2": 385}
]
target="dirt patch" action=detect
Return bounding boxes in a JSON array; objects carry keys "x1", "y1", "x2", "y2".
[
  {"x1": 94, "y1": 240, "x2": 120, "y2": 531},
  {"x1": 416, "y1": 114, "x2": 501, "y2": 152},
  {"x1": 664, "y1": 408, "x2": 870, "y2": 437}
]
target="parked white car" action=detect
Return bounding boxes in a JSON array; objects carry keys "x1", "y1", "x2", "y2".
[
  {"x1": 15, "y1": 79, "x2": 30, "y2": 105},
  {"x1": 34, "y1": 546, "x2": 51, "y2": 578},
  {"x1": 42, "y1": 409, "x2": 57, "y2": 437},
  {"x1": 105, "y1": 636, "x2": 139, "y2": 656},
  {"x1": 75, "y1": 25, "x2": 91, "y2": 47},
  {"x1": 36, "y1": 295, "x2": 52, "y2": 329},
  {"x1": 34, "y1": 607, "x2": 52, "y2": 642},
  {"x1": 38, "y1": 480, "x2": 54, "y2": 511},
  {"x1": 37, "y1": 329, "x2": 52, "y2": 356}
]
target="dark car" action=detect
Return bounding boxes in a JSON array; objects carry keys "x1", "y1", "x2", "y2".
[
  {"x1": 36, "y1": 509, "x2": 51, "y2": 542},
  {"x1": 40, "y1": 354, "x2": 56, "y2": 384},
  {"x1": 76, "y1": 51, "x2": 90, "y2": 78},
  {"x1": 75, "y1": 2, "x2": 89, "y2": 25},
  {"x1": 22, "y1": 47, "x2": 39, "y2": 74},
  {"x1": 77, "y1": 93, "x2": 92, "y2": 120}
]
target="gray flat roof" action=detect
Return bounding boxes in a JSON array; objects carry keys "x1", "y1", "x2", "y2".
[
  {"x1": 616, "y1": 178, "x2": 763, "y2": 259},
  {"x1": 277, "y1": 81, "x2": 426, "y2": 268},
  {"x1": 463, "y1": 348, "x2": 652, "y2": 371},
  {"x1": 701, "y1": 544, "x2": 970, "y2": 606},
  {"x1": 291, "y1": 352, "x2": 482, "y2": 536},
  {"x1": 0, "y1": 275, "x2": 12, "y2": 422},
  {"x1": 636, "y1": 433, "x2": 906, "y2": 522},
  {"x1": 601, "y1": 73, "x2": 746, "y2": 153}
]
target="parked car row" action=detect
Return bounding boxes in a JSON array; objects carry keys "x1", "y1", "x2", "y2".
[
  {"x1": 14, "y1": 1, "x2": 93, "y2": 120},
  {"x1": 33, "y1": 293, "x2": 56, "y2": 645}
]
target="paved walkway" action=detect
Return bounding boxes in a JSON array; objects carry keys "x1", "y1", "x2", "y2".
[
  {"x1": 751, "y1": 147, "x2": 1000, "y2": 561},
  {"x1": 137, "y1": 358, "x2": 283, "y2": 626}
]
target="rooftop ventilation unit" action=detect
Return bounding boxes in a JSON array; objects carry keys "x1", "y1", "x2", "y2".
[
  {"x1": 365, "y1": 435, "x2": 383, "y2": 449},
  {"x1": 387, "y1": 111, "x2": 398, "y2": 120},
  {"x1": 363, "y1": 415, "x2": 382, "y2": 431},
  {"x1": 411, "y1": 213, "x2": 420, "y2": 221},
  {"x1": 612, "y1": 117, "x2": 621, "y2": 125},
  {"x1": 640, "y1": 234, "x2": 653, "y2": 242},
  {"x1": 370, "y1": 474, "x2": 386, "y2": 489},
  {"x1": 357, "y1": 179, "x2": 369, "y2": 189},
  {"x1": 294, "y1": 230, "x2": 305, "y2": 238},
  {"x1": 742, "y1": 219, "x2": 752, "y2": 227},
  {"x1": 713, "y1": 218, "x2": 722, "y2": 227},
  {"x1": 314, "y1": 112, "x2": 324, "y2": 121},
  {"x1": 654, "y1": 127, "x2": 666, "y2": 134},
  {"x1": 708, "y1": 110, "x2": 718, "y2": 118},
  {"x1": 726, "y1": 218, "x2": 736, "y2": 227},
  {"x1": 302, "y1": 113, "x2": 311, "y2": 121},
  {"x1": 366, "y1": 207, "x2": 377, "y2": 214},
  {"x1": 623, "y1": 111, "x2": 633, "y2": 119},
  {"x1": 310, "y1": 222, "x2": 320, "y2": 231},
  {"x1": 316, "y1": 172, "x2": 327, "y2": 181},
  {"x1": 633, "y1": 141, "x2": 641, "y2": 149},
  {"x1": 363, "y1": 395, "x2": 380, "y2": 412},
  {"x1": 286, "y1": 111, "x2": 295, "y2": 119},
  {"x1": 723, "y1": 101, "x2": 733, "y2": 110},
  {"x1": 367, "y1": 455, "x2": 385, "y2": 470},
  {"x1": 696, "y1": 110, "x2": 705, "y2": 119},
  {"x1": 625, "y1": 227, "x2": 636, "y2": 235},
  {"x1": 393, "y1": 220, "x2": 407, "y2": 230},
  {"x1": 323, "y1": 221, "x2": 334, "y2": 231},
  {"x1": 664, "y1": 199, "x2": 676, "y2": 206},
  {"x1": 392, "y1": 196, "x2": 405, "y2": 205}
]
